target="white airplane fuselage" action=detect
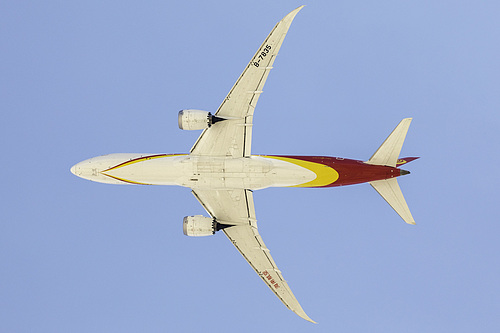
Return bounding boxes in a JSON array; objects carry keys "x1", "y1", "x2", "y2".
[
  {"x1": 71, "y1": 152, "x2": 407, "y2": 190},
  {"x1": 71, "y1": 153, "x2": 318, "y2": 190}
]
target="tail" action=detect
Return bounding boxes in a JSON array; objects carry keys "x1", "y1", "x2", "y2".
[
  {"x1": 366, "y1": 118, "x2": 416, "y2": 225},
  {"x1": 369, "y1": 179, "x2": 415, "y2": 225},
  {"x1": 366, "y1": 118, "x2": 412, "y2": 167}
]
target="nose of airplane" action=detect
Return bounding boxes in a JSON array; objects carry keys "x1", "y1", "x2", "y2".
[
  {"x1": 70, "y1": 157, "x2": 117, "y2": 183},
  {"x1": 70, "y1": 163, "x2": 79, "y2": 176},
  {"x1": 70, "y1": 161, "x2": 89, "y2": 177}
]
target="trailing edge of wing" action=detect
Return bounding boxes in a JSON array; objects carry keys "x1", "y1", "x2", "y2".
[
  {"x1": 223, "y1": 225, "x2": 316, "y2": 323},
  {"x1": 191, "y1": 188, "x2": 316, "y2": 323}
]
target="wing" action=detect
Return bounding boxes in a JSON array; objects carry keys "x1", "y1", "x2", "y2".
[
  {"x1": 190, "y1": 6, "x2": 304, "y2": 158},
  {"x1": 191, "y1": 188, "x2": 315, "y2": 323}
]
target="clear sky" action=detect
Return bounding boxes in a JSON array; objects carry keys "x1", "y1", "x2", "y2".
[{"x1": 2, "y1": 0, "x2": 500, "y2": 332}]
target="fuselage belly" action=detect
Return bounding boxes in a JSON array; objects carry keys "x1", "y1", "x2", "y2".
[{"x1": 71, "y1": 153, "x2": 404, "y2": 189}]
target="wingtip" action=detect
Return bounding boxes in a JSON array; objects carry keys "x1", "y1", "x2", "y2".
[
  {"x1": 298, "y1": 313, "x2": 317, "y2": 324},
  {"x1": 286, "y1": 5, "x2": 305, "y2": 19},
  {"x1": 293, "y1": 309, "x2": 317, "y2": 324}
]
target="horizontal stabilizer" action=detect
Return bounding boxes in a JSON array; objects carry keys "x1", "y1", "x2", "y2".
[
  {"x1": 370, "y1": 178, "x2": 415, "y2": 225},
  {"x1": 367, "y1": 118, "x2": 412, "y2": 167}
]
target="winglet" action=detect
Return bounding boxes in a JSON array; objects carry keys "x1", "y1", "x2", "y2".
[{"x1": 366, "y1": 118, "x2": 412, "y2": 167}]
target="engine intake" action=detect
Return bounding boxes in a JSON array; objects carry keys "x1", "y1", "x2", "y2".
[{"x1": 178, "y1": 109, "x2": 225, "y2": 130}]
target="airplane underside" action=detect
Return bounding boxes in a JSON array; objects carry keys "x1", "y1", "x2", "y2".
[
  {"x1": 70, "y1": 153, "x2": 410, "y2": 190},
  {"x1": 71, "y1": 6, "x2": 418, "y2": 323}
]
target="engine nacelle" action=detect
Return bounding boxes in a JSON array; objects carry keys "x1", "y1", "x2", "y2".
[
  {"x1": 178, "y1": 109, "x2": 211, "y2": 130},
  {"x1": 183, "y1": 215, "x2": 216, "y2": 237},
  {"x1": 178, "y1": 109, "x2": 226, "y2": 130}
]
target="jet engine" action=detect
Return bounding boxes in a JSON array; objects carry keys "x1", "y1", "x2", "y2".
[
  {"x1": 178, "y1": 109, "x2": 225, "y2": 130},
  {"x1": 183, "y1": 215, "x2": 216, "y2": 237},
  {"x1": 183, "y1": 215, "x2": 234, "y2": 236}
]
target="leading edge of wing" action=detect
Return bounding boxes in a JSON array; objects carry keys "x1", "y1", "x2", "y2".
[
  {"x1": 191, "y1": 188, "x2": 316, "y2": 323},
  {"x1": 212, "y1": 4, "x2": 304, "y2": 120},
  {"x1": 189, "y1": 6, "x2": 305, "y2": 157}
]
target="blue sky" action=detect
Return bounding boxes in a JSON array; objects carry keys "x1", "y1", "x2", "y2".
[{"x1": 2, "y1": 0, "x2": 500, "y2": 332}]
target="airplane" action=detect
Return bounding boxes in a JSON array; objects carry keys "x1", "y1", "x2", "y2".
[{"x1": 70, "y1": 6, "x2": 418, "y2": 323}]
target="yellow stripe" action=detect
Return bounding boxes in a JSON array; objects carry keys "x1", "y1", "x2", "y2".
[
  {"x1": 100, "y1": 172, "x2": 151, "y2": 185},
  {"x1": 104, "y1": 154, "x2": 184, "y2": 172},
  {"x1": 101, "y1": 154, "x2": 186, "y2": 185},
  {"x1": 264, "y1": 156, "x2": 339, "y2": 187}
]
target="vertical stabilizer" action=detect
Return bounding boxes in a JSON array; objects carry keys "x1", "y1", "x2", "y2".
[
  {"x1": 366, "y1": 118, "x2": 412, "y2": 167},
  {"x1": 369, "y1": 178, "x2": 415, "y2": 225}
]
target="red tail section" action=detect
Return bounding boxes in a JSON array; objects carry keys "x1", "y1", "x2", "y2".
[{"x1": 396, "y1": 157, "x2": 419, "y2": 167}]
